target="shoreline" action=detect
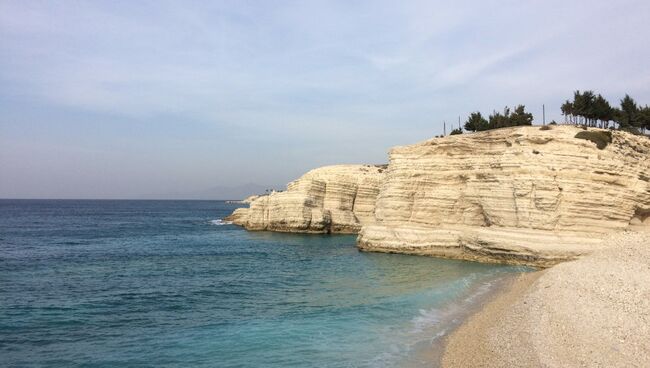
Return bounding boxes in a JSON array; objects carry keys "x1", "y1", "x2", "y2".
[
  {"x1": 440, "y1": 270, "x2": 544, "y2": 367},
  {"x1": 409, "y1": 271, "x2": 533, "y2": 368},
  {"x1": 441, "y1": 231, "x2": 650, "y2": 367}
]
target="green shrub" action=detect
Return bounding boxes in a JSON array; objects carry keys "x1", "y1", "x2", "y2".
[{"x1": 574, "y1": 130, "x2": 612, "y2": 149}]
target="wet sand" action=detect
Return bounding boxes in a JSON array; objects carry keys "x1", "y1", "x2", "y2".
[{"x1": 442, "y1": 231, "x2": 650, "y2": 367}]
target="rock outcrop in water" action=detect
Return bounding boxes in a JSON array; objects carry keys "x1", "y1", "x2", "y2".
[
  {"x1": 228, "y1": 126, "x2": 650, "y2": 266},
  {"x1": 226, "y1": 165, "x2": 386, "y2": 233}
]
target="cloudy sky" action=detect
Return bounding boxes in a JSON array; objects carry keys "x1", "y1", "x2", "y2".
[{"x1": 1, "y1": 0, "x2": 649, "y2": 199}]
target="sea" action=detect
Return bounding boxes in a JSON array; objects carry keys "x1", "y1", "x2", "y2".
[{"x1": 0, "y1": 200, "x2": 527, "y2": 367}]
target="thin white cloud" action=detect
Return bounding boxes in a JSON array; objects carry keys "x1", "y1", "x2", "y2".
[{"x1": 1, "y1": 0, "x2": 649, "y2": 198}]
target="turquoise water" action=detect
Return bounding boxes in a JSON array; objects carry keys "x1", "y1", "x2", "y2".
[{"x1": 1, "y1": 200, "x2": 525, "y2": 367}]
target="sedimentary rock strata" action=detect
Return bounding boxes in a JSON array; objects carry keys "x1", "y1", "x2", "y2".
[
  {"x1": 226, "y1": 165, "x2": 386, "y2": 233},
  {"x1": 228, "y1": 125, "x2": 649, "y2": 266},
  {"x1": 357, "y1": 126, "x2": 650, "y2": 266}
]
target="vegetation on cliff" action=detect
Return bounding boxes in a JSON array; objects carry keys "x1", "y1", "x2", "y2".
[
  {"x1": 463, "y1": 105, "x2": 534, "y2": 132},
  {"x1": 561, "y1": 91, "x2": 650, "y2": 132},
  {"x1": 231, "y1": 126, "x2": 649, "y2": 266},
  {"x1": 457, "y1": 91, "x2": 649, "y2": 136},
  {"x1": 574, "y1": 130, "x2": 613, "y2": 149}
]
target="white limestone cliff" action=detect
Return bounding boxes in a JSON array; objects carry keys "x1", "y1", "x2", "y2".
[
  {"x1": 226, "y1": 165, "x2": 386, "y2": 233},
  {"x1": 227, "y1": 126, "x2": 649, "y2": 266},
  {"x1": 357, "y1": 126, "x2": 650, "y2": 266}
]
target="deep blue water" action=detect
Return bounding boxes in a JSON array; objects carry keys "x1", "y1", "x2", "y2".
[{"x1": 0, "y1": 200, "x2": 525, "y2": 367}]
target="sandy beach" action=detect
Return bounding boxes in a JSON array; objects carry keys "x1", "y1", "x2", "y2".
[{"x1": 442, "y1": 231, "x2": 650, "y2": 367}]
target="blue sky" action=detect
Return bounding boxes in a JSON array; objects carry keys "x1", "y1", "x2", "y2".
[{"x1": 1, "y1": 0, "x2": 649, "y2": 199}]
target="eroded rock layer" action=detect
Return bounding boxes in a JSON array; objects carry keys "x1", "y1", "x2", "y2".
[
  {"x1": 226, "y1": 165, "x2": 386, "y2": 233},
  {"x1": 357, "y1": 126, "x2": 650, "y2": 266}
]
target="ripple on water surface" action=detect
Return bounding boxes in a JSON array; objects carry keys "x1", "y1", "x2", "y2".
[{"x1": 0, "y1": 200, "x2": 528, "y2": 367}]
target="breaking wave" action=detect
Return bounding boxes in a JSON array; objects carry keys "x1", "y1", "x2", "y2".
[{"x1": 210, "y1": 219, "x2": 232, "y2": 225}]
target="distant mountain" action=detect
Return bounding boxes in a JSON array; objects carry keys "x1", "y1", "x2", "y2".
[{"x1": 143, "y1": 183, "x2": 278, "y2": 200}]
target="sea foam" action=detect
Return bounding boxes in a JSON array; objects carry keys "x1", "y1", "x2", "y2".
[{"x1": 210, "y1": 219, "x2": 232, "y2": 225}]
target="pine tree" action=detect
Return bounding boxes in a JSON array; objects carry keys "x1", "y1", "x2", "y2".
[
  {"x1": 617, "y1": 94, "x2": 638, "y2": 129},
  {"x1": 509, "y1": 105, "x2": 534, "y2": 126},
  {"x1": 638, "y1": 105, "x2": 650, "y2": 133},
  {"x1": 592, "y1": 94, "x2": 613, "y2": 129},
  {"x1": 463, "y1": 112, "x2": 488, "y2": 132},
  {"x1": 489, "y1": 107, "x2": 511, "y2": 129},
  {"x1": 572, "y1": 90, "x2": 587, "y2": 125},
  {"x1": 561, "y1": 100, "x2": 573, "y2": 123},
  {"x1": 581, "y1": 90, "x2": 596, "y2": 126}
]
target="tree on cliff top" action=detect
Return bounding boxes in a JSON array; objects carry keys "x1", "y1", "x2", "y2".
[
  {"x1": 638, "y1": 105, "x2": 650, "y2": 133},
  {"x1": 462, "y1": 105, "x2": 534, "y2": 132},
  {"x1": 509, "y1": 105, "x2": 534, "y2": 126},
  {"x1": 488, "y1": 107, "x2": 511, "y2": 129},
  {"x1": 464, "y1": 112, "x2": 489, "y2": 132},
  {"x1": 593, "y1": 94, "x2": 614, "y2": 128},
  {"x1": 486, "y1": 105, "x2": 534, "y2": 129},
  {"x1": 561, "y1": 90, "x2": 615, "y2": 128},
  {"x1": 615, "y1": 94, "x2": 639, "y2": 130}
]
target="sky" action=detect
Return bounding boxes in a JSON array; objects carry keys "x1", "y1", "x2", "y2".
[{"x1": 1, "y1": 0, "x2": 649, "y2": 199}]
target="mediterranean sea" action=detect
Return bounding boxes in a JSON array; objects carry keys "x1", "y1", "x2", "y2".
[{"x1": 0, "y1": 200, "x2": 526, "y2": 367}]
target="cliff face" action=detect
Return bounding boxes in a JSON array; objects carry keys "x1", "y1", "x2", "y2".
[
  {"x1": 227, "y1": 126, "x2": 649, "y2": 266},
  {"x1": 357, "y1": 126, "x2": 650, "y2": 266},
  {"x1": 226, "y1": 165, "x2": 386, "y2": 233}
]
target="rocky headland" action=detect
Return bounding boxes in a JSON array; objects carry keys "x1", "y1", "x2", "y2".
[
  {"x1": 359, "y1": 125, "x2": 649, "y2": 266},
  {"x1": 226, "y1": 164, "x2": 386, "y2": 233},
  {"x1": 228, "y1": 125, "x2": 649, "y2": 267},
  {"x1": 227, "y1": 124, "x2": 650, "y2": 367}
]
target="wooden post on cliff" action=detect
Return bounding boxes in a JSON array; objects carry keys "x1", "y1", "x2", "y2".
[
  {"x1": 443, "y1": 121, "x2": 446, "y2": 136},
  {"x1": 543, "y1": 104, "x2": 546, "y2": 125}
]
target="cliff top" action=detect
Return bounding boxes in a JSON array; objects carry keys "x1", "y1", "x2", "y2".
[{"x1": 395, "y1": 125, "x2": 649, "y2": 155}]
